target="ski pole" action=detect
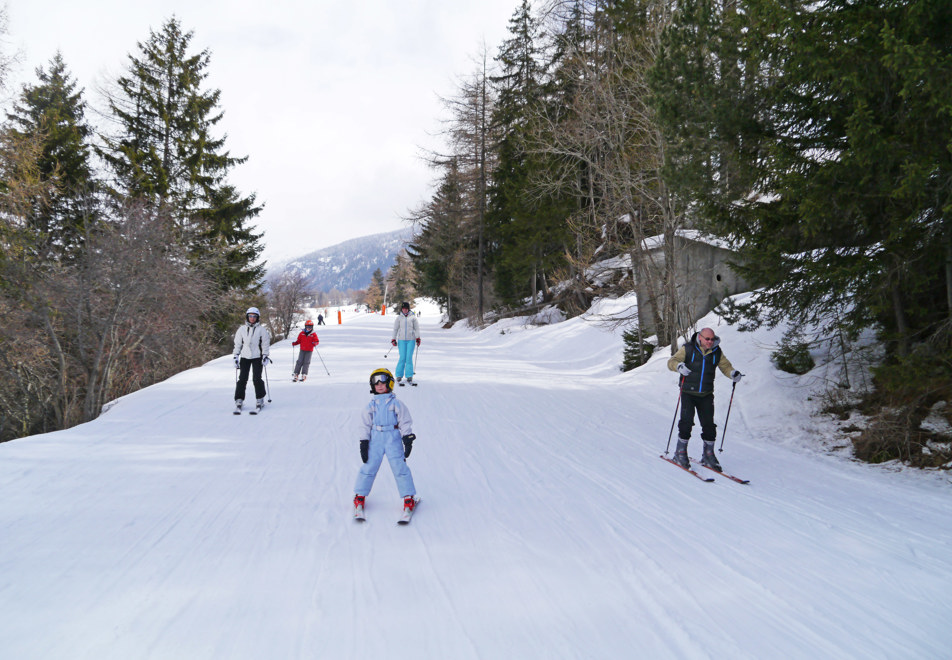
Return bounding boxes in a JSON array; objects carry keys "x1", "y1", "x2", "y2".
[
  {"x1": 718, "y1": 379, "x2": 740, "y2": 452},
  {"x1": 292, "y1": 345, "x2": 297, "y2": 375},
  {"x1": 413, "y1": 343, "x2": 419, "y2": 374},
  {"x1": 664, "y1": 377, "x2": 685, "y2": 455},
  {"x1": 314, "y1": 347, "x2": 330, "y2": 375},
  {"x1": 384, "y1": 342, "x2": 395, "y2": 358},
  {"x1": 264, "y1": 361, "x2": 272, "y2": 403}
]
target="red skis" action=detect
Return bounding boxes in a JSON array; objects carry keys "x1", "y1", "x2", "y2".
[
  {"x1": 692, "y1": 458, "x2": 750, "y2": 484},
  {"x1": 660, "y1": 455, "x2": 715, "y2": 482}
]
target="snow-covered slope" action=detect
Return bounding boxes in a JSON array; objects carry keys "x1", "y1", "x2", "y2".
[{"x1": 2, "y1": 297, "x2": 950, "y2": 659}]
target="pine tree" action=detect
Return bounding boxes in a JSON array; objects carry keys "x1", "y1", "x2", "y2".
[
  {"x1": 99, "y1": 17, "x2": 264, "y2": 299},
  {"x1": 192, "y1": 183, "x2": 265, "y2": 291},
  {"x1": 650, "y1": 0, "x2": 764, "y2": 231},
  {"x1": 407, "y1": 159, "x2": 472, "y2": 321},
  {"x1": 653, "y1": 0, "x2": 952, "y2": 357},
  {"x1": 365, "y1": 268, "x2": 386, "y2": 311},
  {"x1": 486, "y1": 0, "x2": 573, "y2": 308},
  {"x1": 386, "y1": 251, "x2": 417, "y2": 310},
  {"x1": 6, "y1": 52, "x2": 96, "y2": 259}
]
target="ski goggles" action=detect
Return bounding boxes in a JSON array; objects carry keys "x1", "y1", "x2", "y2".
[{"x1": 371, "y1": 373, "x2": 392, "y2": 385}]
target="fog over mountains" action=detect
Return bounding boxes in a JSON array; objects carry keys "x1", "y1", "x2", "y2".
[{"x1": 271, "y1": 226, "x2": 414, "y2": 292}]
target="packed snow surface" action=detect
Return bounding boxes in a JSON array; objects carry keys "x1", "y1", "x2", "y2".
[{"x1": 2, "y1": 296, "x2": 951, "y2": 659}]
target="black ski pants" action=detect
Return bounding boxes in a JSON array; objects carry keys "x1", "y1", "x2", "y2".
[
  {"x1": 678, "y1": 392, "x2": 716, "y2": 443},
  {"x1": 235, "y1": 357, "x2": 266, "y2": 401}
]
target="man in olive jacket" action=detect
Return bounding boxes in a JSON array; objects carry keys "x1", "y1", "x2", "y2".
[{"x1": 667, "y1": 327, "x2": 743, "y2": 471}]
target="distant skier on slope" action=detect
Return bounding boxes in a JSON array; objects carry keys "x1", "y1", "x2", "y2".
[
  {"x1": 391, "y1": 301, "x2": 421, "y2": 385},
  {"x1": 352, "y1": 368, "x2": 418, "y2": 520},
  {"x1": 233, "y1": 307, "x2": 271, "y2": 413},
  {"x1": 291, "y1": 320, "x2": 319, "y2": 382},
  {"x1": 667, "y1": 327, "x2": 743, "y2": 472}
]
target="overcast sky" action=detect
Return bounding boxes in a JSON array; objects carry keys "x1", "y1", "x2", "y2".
[{"x1": 4, "y1": 0, "x2": 521, "y2": 265}]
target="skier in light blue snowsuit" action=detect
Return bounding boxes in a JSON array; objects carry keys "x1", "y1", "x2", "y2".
[{"x1": 354, "y1": 368, "x2": 416, "y2": 504}]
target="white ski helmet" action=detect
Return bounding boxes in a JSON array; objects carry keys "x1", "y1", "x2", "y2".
[{"x1": 246, "y1": 307, "x2": 260, "y2": 322}]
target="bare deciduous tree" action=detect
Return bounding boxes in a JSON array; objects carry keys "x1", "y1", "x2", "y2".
[
  {"x1": 425, "y1": 49, "x2": 497, "y2": 323},
  {"x1": 531, "y1": 2, "x2": 684, "y2": 351},
  {"x1": 1, "y1": 196, "x2": 215, "y2": 438},
  {"x1": 267, "y1": 269, "x2": 312, "y2": 338},
  {"x1": 54, "y1": 200, "x2": 214, "y2": 422}
]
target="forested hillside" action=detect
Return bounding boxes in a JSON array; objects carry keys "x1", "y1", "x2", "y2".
[
  {"x1": 0, "y1": 17, "x2": 264, "y2": 442},
  {"x1": 403, "y1": 0, "x2": 952, "y2": 467},
  {"x1": 275, "y1": 227, "x2": 414, "y2": 293}
]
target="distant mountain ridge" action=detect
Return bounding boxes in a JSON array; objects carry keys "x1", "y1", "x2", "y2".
[{"x1": 274, "y1": 227, "x2": 414, "y2": 292}]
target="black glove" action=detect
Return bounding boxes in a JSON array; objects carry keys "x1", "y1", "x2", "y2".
[
  {"x1": 262, "y1": 356, "x2": 271, "y2": 366},
  {"x1": 402, "y1": 433, "x2": 416, "y2": 458},
  {"x1": 391, "y1": 339, "x2": 397, "y2": 347},
  {"x1": 359, "y1": 440, "x2": 369, "y2": 463},
  {"x1": 731, "y1": 370, "x2": 743, "y2": 383}
]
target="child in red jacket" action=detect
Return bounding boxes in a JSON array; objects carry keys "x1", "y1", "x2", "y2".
[{"x1": 291, "y1": 320, "x2": 320, "y2": 381}]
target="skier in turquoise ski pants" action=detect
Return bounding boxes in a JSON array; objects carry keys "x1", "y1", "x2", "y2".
[{"x1": 391, "y1": 301, "x2": 420, "y2": 383}]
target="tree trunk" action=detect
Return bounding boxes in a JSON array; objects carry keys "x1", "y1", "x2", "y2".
[
  {"x1": 890, "y1": 279, "x2": 910, "y2": 357},
  {"x1": 945, "y1": 227, "x2": 952, "y2": 318}
]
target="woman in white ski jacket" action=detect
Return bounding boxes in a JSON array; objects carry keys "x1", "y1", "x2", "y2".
[
  {"x1": 390, "y1": 301, "x2": 420, "y2": 384},
  {"x1": 233, "y1": 307, "x2": 271, "y2": 410}
]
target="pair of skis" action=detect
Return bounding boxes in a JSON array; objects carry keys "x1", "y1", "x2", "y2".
[
  {"x1": 659, "y1": 454, "x2": 750, "y2": 484},
  {"x1": 233, "y1": 403, "x2": 264, "y2": 415},
  {"x1": 354, "y1": 497, "x2": 421, "y2": 525}
]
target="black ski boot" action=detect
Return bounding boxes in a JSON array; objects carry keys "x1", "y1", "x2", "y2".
[
  {"x1": 673, "y1": 439, "x2": 690, "y2": 469},
  {"x1": 701, "y1": 440, "x2": 722, "y2": 472}
]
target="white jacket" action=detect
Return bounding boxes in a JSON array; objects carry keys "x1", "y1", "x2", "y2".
[
  {"x1": 233, "y1": 322, "x2": 271, "y2": 360},
  {"x1": 392, "y1": 312, "x2": 420, "y2": 341}
]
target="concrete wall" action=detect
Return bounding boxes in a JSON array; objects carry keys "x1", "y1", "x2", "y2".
[
  {"x1": 676, "y1": 235, "x2": 750, "y2": 323},
  {"x1": 637, "y1": 234, "x2": 751, "y2": 337}
]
